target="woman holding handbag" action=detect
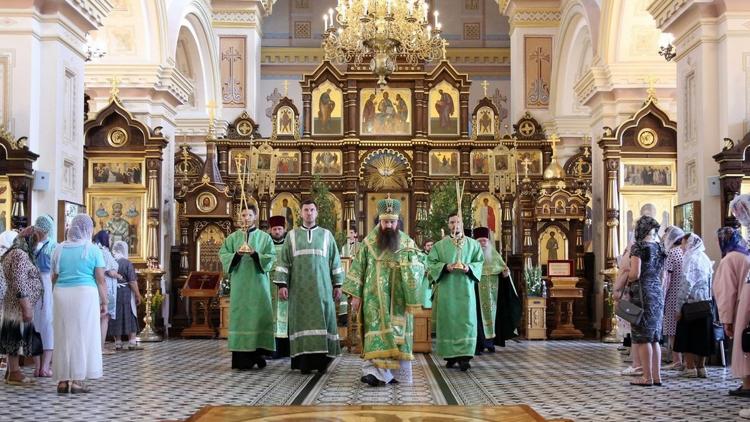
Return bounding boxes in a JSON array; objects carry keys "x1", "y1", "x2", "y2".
[
  {"x1": 627, "y1": 216, "x2": 666, "y2": 387},
  {"x1": 714, "y1": 227, "x2": 750, "y2": 395},
  {"x1": 674, "y1": 233, "x2": 715, "y2": 378}
]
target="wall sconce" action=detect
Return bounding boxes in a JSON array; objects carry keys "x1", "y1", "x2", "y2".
[
  {"x1": 84, "y1": 33, "x2": 107, "y2": 62},
  {"x1": 658, "y1": 33, "x2": 676, "y2": 62}
]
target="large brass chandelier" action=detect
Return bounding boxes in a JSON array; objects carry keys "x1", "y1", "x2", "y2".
[{"x1": 322, "y1": 0, "x2": 446, "y2": 87}]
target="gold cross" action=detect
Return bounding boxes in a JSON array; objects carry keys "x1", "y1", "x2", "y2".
[
  {"x1": 576, "y1": 156, "x2": 585, "y2": 179},
  {"x1": 283, "y1": 80, "x2": 289, "y2": 97},
  {"x1": 644, "y1": 75, "x2": 658, "y2": 102},
  {"x1": 441, "y1": 41, "x2": 448, "y2": 60},
  {"x1": 109, "y1": 76, "x2": 121, "y2": 101},
  {"x1": 549, "y1": 133, "x2": 560, "y2": 157},
  {"x1": 521, "y1": 157, "x2": 532, "y2": 177},
  {"x1": 481, "y1": 80, "x2": 489, "y2": 98}
]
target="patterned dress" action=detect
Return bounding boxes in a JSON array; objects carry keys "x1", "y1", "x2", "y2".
[
  {"x1": 662, "y1": 248, "x2": 684, "y2": 336},
  {"x1": 629, "y1": 241, "x2": 666, "y2": 344},
  {"x1": 0, "y1": 249, "x2": 43, "y2": 355}
]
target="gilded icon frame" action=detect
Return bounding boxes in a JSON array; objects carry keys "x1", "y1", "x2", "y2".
[
  {"x1": 86, "y1": 191, "x2": 148, "y2": 262},
  {"x1": 88, "y1": 158, "x2": 147, "y2": 189},
  {"x1": 620, "y1": 158, "x2": 676, "y2": 191}
]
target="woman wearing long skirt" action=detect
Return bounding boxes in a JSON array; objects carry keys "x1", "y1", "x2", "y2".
[
  {"x1": 0, "y1": 233, "x2": 43, "y2": 385},
  {"x1": 52, "y1": 214, "x2": 107, "y2": 394},
  {"x1": 714, "y1": 226, "x2": 750, "y2": 395},
  {"x1": 29, "y1": 215, "x2": 56, "y2": 377},
  {"x1": 107, "y1": 241, "x2": 142, "y2": 350},
  {"x1": 674, "y1": 233, "x2": 715, "y2": 379},
  {"x1": 662, "y1": 226, "x2": 686, "y2": 371},
  {"x1": 93, "y1": 230, "x2": 122, "y2": 355}
]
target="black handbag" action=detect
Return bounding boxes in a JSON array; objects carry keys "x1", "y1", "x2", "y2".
[
  {"x1": 743, "y1": 325, "x2": 750, "y2": 353},
  {"x1": 615, "y1": 281, "x2": 644, "y2": 325},
  {"x1": 681, "y1": 300, "x2": 713, "y2": 322}
]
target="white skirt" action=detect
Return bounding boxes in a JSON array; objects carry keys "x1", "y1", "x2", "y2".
[
  {"x1": 32, "y1": 272, "x2": 54, "y2": 349},
  {"x1": 53, "y1": 285, "x2": 103, "y2": 382}
]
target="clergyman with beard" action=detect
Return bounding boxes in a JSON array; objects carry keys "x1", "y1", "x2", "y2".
[
  {"x1": 268, "y1": 215, "x2": 289, "y2": 358},
  {"x1": 472, "y1": 227, "x2": 520, "y2": 353},
  {"x1": 342, "y1": 197, "x2": 425, "y2": 387}
]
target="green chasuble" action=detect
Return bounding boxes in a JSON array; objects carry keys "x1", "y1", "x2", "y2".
[
  {"x1": 219, "y1": 228, "x2": 276, "y2": 352},
  {"x1": 274, "y1": 226, "x2": 344, "y2": 358},
  {"x1": 342, "y1": 228, "x2": 424, "y2": 370},
  {"x1": 427, "y1": 236, "x2": 484, "y2": 358},
  {"x1": 478, "y1": 247, "x2": 507, "y2": 339},
  {"x1": 270, "y1": 240, "x2": 289, "y2": 338},
  {"x1": 420, "y1": 253, "x2": 433, "y2": 309}
]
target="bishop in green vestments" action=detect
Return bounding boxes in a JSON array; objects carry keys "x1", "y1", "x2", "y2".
[
  {"x1": 342, "y1": 198, "x2": 424, "y2": 387},
  {"x1": 219, "y1": 206, "x2": 276, "y2": 370},
  {"x1": 268, "y1": 215, "x2": 290, "y2": 358},
  {"x1": 427, "y1": 213, "x2": 484, "y2": 371},
  {"x1": 275, "y1": 200, "x2": 344, "y2": 374}
]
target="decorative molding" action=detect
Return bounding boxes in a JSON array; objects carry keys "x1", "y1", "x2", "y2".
[
  {"x1": 213, "y1": 8, "x2": 262, "y2": 30},
  {"x1": 68, "y1": 0, "x2": 114, "y2": 29},
  {"x1": 647, "y1": 0, "x2": 690, "y2": 30},
  {"x1": 509, "y1": 7, "x2": 561, "y2": 32},
  {"x1": 85, "y1": 64, "x2": 193, "y2": 106},
  {"x1": 261, "y1": 46, "x2": 511, "y2": 66}
]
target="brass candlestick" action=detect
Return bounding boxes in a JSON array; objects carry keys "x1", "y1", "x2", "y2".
[
  {"x1": 138, "y1": 262, "x2": 165, "y2": 342},
  {"x1": 234, "y1": 152, "x2": 254, "y2": 252}
]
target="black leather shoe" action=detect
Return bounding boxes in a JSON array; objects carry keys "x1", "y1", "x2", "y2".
[
  {"x1": 459, "y1": 361, "x2": 471, "y2": 371},
  {"x1": 256, "y1": 358, "x2": 267, "y2": 369},
  {"x1": 729, "y1": 386, "x2": 750, "y2": 397},
  {"x1": 361, "y1": 374, "x2": 385, "y2": 387},
  {"x1": 388, "y1": 379, "x2": 399, "y2": 384},
  {"x1": 446, "y1": 360, "x2": 456, "y2": 368}
]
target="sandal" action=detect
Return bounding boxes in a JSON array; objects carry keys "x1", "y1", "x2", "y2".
[
  {"x1": 38, "y1": 368, "x2": 53, "y2": 378},
  {"x1": 6, "y1": 370, "x2": 35, "y2": 385},
  {"x1": 70, "y1": 381, "x2": 90, "y2": 394},
  {"x1": 57, "y1": 381, "x2": 70, "y2": 394},
  {"x1": 629, "y1": 377, "x2": 653, "y2": 387}
]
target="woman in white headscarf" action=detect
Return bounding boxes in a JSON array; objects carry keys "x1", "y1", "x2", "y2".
[
  {"x1": 662, "y1": 225, "x2": 686, "y2": 371},
  {"x1": 51, "y1": 214, "x2": 107, "y2": 394},
  {"x1": 673, "y1": 233, "x2": 715, "y2": 379}
]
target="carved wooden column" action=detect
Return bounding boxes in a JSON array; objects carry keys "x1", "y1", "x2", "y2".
[
  {"x1": 459, "y1": 85, "x2": 470, "y2": 139},
  {"x1": 600, "y1": 155, "x2": 621, "y2": 342},
  {"x1": 501, "y1": 196, "x2": 514, "y2": 256},
  {"x1": 345, "y1": 80, "x2": 358, "y2": 138},
  {"x1": 414, "y1": 80, "x2": 426, "y2": 138},
  {"x1": 302, "y1": 91, "x2": 312, "y2": 138}
]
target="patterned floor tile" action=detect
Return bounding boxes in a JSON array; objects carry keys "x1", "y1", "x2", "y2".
[{"x1": 0, "y1": 339, "x2": 743, "y2": 421}]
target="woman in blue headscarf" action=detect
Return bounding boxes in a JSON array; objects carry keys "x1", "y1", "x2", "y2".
[{"x1": 29, "y1": 215, "x2": 56, "y2": 377}]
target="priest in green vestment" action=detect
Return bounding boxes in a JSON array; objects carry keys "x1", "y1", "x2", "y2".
[
  {"x1": 342, "y1": 197, "x2": 425, "y2": 387},
  {"x1": 472, "y1": 226, "x2": 511, "y2": 354},
  {"x1": 268, "y1": 215, "x2": 290, "y2": 359},
  {"x1": 340, "y1": 228, "x2": 361, "y2": 258},
  {"x1": 274, "y1": 199, "x2": 344, "y2": 374},
  {"x1": 427, "y1": 212, "x2": 484, "y2": 371},
  {"x1": 218, "y1": 205, "x2": 276, "y2": 370}
]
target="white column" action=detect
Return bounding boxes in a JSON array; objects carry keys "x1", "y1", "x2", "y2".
[
  {"x1": 212, "y1": 1, "x2": 266, "y2": 123},
  {"x1": 0, "y1": 1, "x2": 111, "y2": 222},
  {"x1": 652, "y1": 2, "x2": 750, "y2": 260}
]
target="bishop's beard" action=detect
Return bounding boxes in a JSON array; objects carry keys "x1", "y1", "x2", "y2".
[
  {"x1": 376, "y1": 227, "x2": 400, "y2": 253},
  {"x1": 481, "y1": 243, "x2": 495, "y2": 262}
]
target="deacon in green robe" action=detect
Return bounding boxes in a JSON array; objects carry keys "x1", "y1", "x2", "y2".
[
  {"x1": 472, "y1": 226, "x2": 509, "y2": 354},
  {"x1": 427, "y1": 213, "x2": 484, "y2": 371},
  {"x1": 218, "y1": 206, "x2": 276, "y2": 370},
  {"x1": 268, "y1": 215, "x2": 290, "y2": 358},
  {"x1": 342, "y1": 197, "x2": 424, "y2": 387},
  {"x1": 340, "y1": 228, "x2": 361, "y2": 258},
  {"x1": 274, "y1": 200, "x2": 344, "y2": 374}
]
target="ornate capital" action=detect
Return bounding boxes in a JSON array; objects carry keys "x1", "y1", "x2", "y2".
[{"x1": 213, "y1": 7, "x2": 263, "y2": 31}]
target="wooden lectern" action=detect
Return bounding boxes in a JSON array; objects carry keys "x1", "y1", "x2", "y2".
[
  {"x1": 181, "y1": 271, "x2": 222, "y2": 338},
  {"x1": 547, "y1": 261, "x2": 584, "y2": 339}
]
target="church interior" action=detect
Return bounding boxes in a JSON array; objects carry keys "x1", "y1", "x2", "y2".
[{"x1": 1, "y1": 0, "x2": 750, "y2": 421}]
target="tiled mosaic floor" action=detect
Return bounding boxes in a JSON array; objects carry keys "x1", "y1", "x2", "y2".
[{"x1": 0, "y1": 339, "x2": 744, "y2": 421}]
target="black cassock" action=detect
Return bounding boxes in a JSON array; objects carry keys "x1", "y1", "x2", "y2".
[{"x1": 494, "y1": 274, "x2": 522, "y2": 347}]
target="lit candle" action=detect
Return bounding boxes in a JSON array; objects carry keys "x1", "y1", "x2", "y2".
[
  {"x1": 436, "y1": 22, "x2": 442, "y2": 31},
  {"x1": 434, "y1": 10, "x2": 439, "y2": 28},
  {"x1": 323, "y1": 14, "x2": 328, "y2": 30},
  {"x1": 329, "y1": 8, "x2": 334, "y2": 27},
  {"x1": 426, "y1": 25, "x2": 432, "y2": 40},
  {"x1": 424, "y1": 3, "x2": 429, "y2": 21},
  {"x1": 407, "y1": 0, "x2": 413, "y2": 15},
  {"x1": 387, "y1": 0, "x2": 391, "y2": 15},
  {"x1": 364, "y1": 0, "x2": 369, "y2": 15}
]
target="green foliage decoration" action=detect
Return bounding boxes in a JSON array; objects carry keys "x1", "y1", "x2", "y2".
[
  {"x1": 297, "y1": 176, "x2": 346, "y2": 248},
  {"x1": 416, "y1": 181, "x2": 474, "y2": 243}
]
